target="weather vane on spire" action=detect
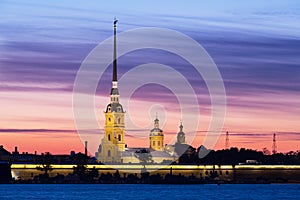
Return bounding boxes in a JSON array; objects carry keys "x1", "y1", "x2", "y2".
[{"x1": 114, "y1": 17, "x2": 118, "y2": 25}]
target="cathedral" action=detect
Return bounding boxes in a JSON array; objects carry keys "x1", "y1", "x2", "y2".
[{"x1": 95, "y1": 19, "x2": 186, "y2": 164}]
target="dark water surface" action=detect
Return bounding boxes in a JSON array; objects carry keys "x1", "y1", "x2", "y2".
[{"x1": 0, "y1": 184, "x2": 300, "y2": 200}]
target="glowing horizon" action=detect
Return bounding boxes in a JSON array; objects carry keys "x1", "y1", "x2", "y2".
[{"x1": 1, "y1": 0, "x2": 300, "y2": 155}]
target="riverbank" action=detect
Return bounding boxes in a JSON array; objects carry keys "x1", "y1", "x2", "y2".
[{"x1": 6, "y1": 164, "x2": 300, "y2": 184}]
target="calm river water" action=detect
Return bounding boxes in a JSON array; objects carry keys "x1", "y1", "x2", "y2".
[{"x1": 0, "y1": 184, "x2": 300, "y2": 199}]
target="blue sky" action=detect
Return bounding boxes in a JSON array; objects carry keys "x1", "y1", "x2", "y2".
[{"x1": 0, "y1": 0, "x2": 300, "y2": 153}]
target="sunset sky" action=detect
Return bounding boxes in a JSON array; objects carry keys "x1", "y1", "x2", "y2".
[{"x1": 0, "y1": 0, "x2": 300, "y2": 154}]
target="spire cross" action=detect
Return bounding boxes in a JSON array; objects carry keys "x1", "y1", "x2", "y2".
[
  {"x1": 154, "y1": 113, "x2": 159, "y2": 128},
  {"x1": 179, "y1": 121, "x2": 183, "y2": 132}
]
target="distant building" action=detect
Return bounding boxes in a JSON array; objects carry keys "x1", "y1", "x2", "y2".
[
  {"x1": 150, "y1": 117, "x2": 164, "y2": 151},
  {"x1": 0, "y1": 145, "x2": 11, "y2": 161},
  {"x1": 176, "y1": 122, "x2": 186, "y2": 144}
]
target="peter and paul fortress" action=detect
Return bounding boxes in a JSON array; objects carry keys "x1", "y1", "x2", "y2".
[
  {"x1": 95, "y1": 19, "x2": 180, "y2": 164},
  {"x1": 96, "y1": 18, "x2": 126, "y2": 163}
]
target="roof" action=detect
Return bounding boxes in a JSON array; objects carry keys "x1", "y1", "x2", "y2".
[
  {"x1": 121, "y1": 148, "x2": 173, "y2": 158},
  {"x1": 0, "y1": 145, "x2": 11, "y2": 156},
  {"x1": 106, "y1": 103, "x2": 124, "y2": 113},
  {"x1": 110, "y1": 88, "x2": 119, "y2": 95},
  {"x1": 150, "y1": 128, "x2": 163, "y2": 133},
  {"x1": 150, "y1": 150, "x2": 173, "y2": 158},
  {"x1": 177, "y1": 131, "x2": 185, "y2": 136}
]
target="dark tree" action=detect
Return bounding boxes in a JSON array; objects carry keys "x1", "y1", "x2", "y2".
[
  {"x1": 135, "y1": 149, "x2": 153, "y2": 166},
  {"x1": 36, "y1": 152, "x2": 54, "y2": 176},
  {"x1": 72, "y1": 152, "x2": 89, "y2": 178}
]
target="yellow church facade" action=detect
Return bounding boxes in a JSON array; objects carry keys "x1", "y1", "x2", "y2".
[
  {"x1": 96, "y1": 19, "x2": 126, "y2": 163},
  {"x1": 150, "y1": 117, "x2": 164, "y2": 151},
  {"x1": 95, "y1": 19, "x2": 176, "y2": 164}
]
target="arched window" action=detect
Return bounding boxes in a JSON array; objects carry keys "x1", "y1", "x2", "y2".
[
  {"x1": 158, "y1": 141, "x2": 161, "y2": 146},
  {"x1": 108, "y1": 150, "x2": 111, "y2": 157},
  {"x1": 118, "y1": 134, "x2": 121, "y2": 141},
  {"x1": 153, "y1": 141, "x2": 155, "y2": 146},
  {"x1": 108, "y1": 134, "x2": 111, "y2": 141},
  {"x1": 118, "y1": 118, "x2": 121, "y2": 124}
]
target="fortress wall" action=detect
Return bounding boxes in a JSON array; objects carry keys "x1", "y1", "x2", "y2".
[
  {"x1": 11, "y1": 164, "x2": 234, "y2": 180},
  {"x1": 234, "y1": 166, "x2": 300, "y2": 183},
  {"x1": 11, "y1": 164, "x2": 300, "y2": 182}
]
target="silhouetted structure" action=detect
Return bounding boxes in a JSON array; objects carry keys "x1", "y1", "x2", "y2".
[
  {"x1": 0, "y1": 161, "x2": 12, "y2": 183},
  {"x1": 85, "y1": 141, "x2": 88, "y2": 156},
  {"x1": 225, "y1": 131, "x2": 230, "y2": 149},
  {"x1": 36, "y1": 152, "x2": 54, "y2": 177},
  {"x1": 272, "y1": 133, "x2": 277, "y2": 155},
  {"x1": 0, "y1": 145, "x2": 11, "y2": 161}
]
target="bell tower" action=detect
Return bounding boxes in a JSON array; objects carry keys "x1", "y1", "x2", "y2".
[
  {"x1": 97, "y1": 18, "x2": 126, "y2": 163},
  {"x1": 150, "y1": 115, "x2": 164, "y2": 151},
  {"x1": 176, "y1": 122, "x2": 186, "y2": 144}
]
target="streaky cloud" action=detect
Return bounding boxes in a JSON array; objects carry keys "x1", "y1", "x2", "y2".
[{"x1": 0, "y1": 128, "x2": 75, "y2": 133}]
